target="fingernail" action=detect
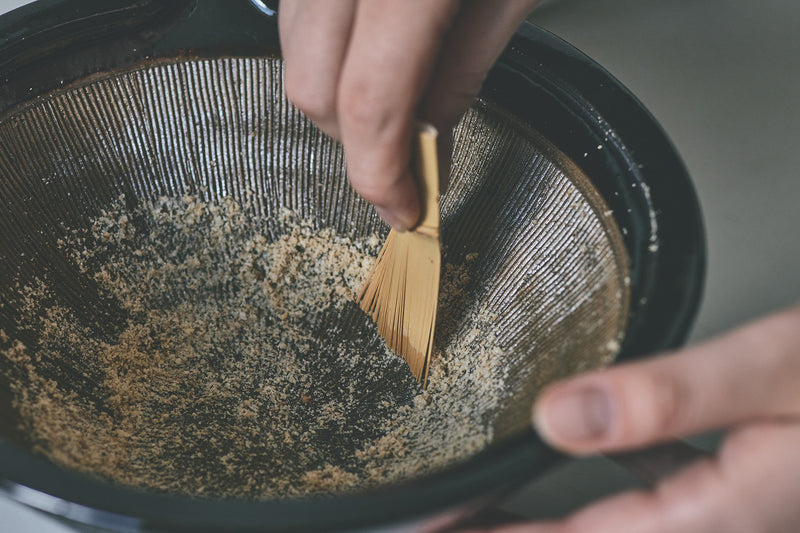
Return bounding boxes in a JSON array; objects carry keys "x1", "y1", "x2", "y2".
[
  {"x1": 375, "y1": 205, "x2": 411, "y2": 232},
  {"x1": 534, "y1": 386, "x2": 612, "y2": 444}
]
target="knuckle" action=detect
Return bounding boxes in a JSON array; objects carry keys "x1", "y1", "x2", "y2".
[
  {"x1": 720, "y1": 422, "x2": 779, "y2": 465},
  {"x1": 347, "y1": 177, "x2": 381, "y2": 205},
  {"x1": 337, "y1": 79, "x2": 393, "y2": 140},
  {"x1": 645, "y1": 371, "x2": 693, "y2": 438},
  {"x1": 284, "y1": 68, "x2": 336, "y2": 123},
  {"x1": 656, "y1": 459, "x2": 741, "y2": 533},
  {"x1": 347, "y1": 170, "x2": 398, "y2": 207}
]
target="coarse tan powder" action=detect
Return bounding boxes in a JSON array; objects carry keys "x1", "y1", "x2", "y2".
[{"x1": 1, "y1": 195, "x2": 509, "y2": 499}]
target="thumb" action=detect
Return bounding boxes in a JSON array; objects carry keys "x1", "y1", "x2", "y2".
[{"x1": 533, "y1": 305, "x2": 800, "y2": 455}]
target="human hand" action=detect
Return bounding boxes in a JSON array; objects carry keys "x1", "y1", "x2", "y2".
[
  {"x1": 279, "y1": 0, "x2": 539, "y2": 230},
  {"x1": 463, "y1": 304, "x2": 800, "y2": 532}
]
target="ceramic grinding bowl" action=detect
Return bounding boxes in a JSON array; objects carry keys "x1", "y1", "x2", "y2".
[{"x1": 0, "y1": 1, "x2": 704, "y2": 531}]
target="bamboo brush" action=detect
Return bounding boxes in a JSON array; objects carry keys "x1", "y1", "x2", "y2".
[{"x1": 357, "y1": 123, "x2": 441, "y2": 387}]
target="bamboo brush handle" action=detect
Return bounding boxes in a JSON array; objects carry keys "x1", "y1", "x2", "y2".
[{"x1": 413, "y1": 122, "x2": 440, "y2": 234}]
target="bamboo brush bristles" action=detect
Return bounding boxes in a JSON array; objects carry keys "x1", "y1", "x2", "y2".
[{"x1": 357, "y1": 123, "x2": 441, "y2": 387}]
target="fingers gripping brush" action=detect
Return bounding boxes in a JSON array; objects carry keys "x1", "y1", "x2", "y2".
[{"x1": 357, "y1": 123, "x2": 441, "y2": 387}]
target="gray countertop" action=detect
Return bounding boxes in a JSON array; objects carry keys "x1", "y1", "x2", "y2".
[{"x1": 2, "y1": 0, "x2": 798, "y2": 529}]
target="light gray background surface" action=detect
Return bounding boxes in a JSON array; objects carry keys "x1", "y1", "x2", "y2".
[{"x1": 1, "y1": 0, "x2": 798, "y2": 530}]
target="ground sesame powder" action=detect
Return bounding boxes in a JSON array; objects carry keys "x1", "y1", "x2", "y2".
[{"x1": 1, "y1": 195, "x2": 509, "y2": 500}]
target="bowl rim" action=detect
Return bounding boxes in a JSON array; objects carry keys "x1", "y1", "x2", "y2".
[{"x1": 0, "y1": 1, "x2": 705, "y2": 531}]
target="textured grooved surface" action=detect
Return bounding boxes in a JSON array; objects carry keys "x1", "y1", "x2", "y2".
[{"x1": 0, "y1": 57, "x2": 628, "y2": 488}]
